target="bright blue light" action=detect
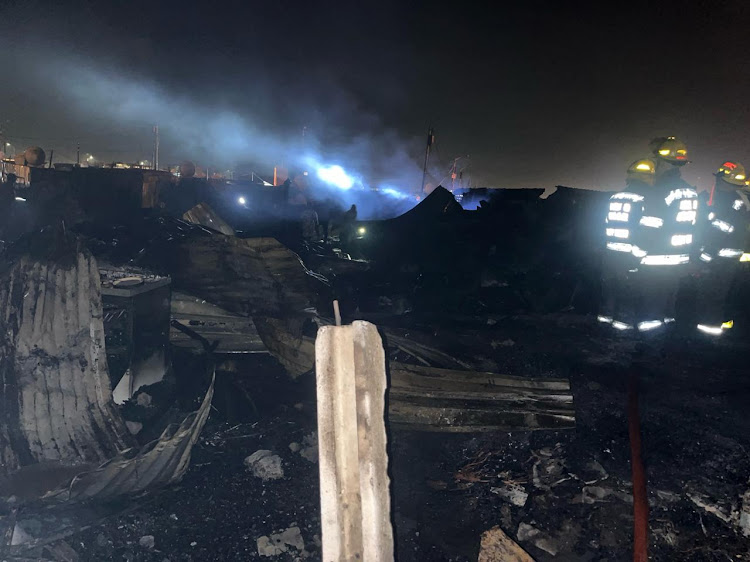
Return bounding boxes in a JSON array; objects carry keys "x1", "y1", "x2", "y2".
[
  {"x1": 380, "y1": 186, "x2": 410, "y2": 200},
  {"x1": 317, "y1": 164, "x2": 354, "y2": 189}
]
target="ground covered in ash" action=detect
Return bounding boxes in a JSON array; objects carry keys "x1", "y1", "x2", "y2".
[{"x1": 57, "y1": 314, "x2": 750, "y2": 562}]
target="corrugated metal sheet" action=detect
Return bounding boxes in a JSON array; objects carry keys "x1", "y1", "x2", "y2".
[{"x1": 45, "y1": 376, "x2": 214, "y2": 502}]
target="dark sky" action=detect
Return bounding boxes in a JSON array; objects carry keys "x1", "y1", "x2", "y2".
[{"x1": 1, "y1": 0, "x2": 750, "y2": 191}]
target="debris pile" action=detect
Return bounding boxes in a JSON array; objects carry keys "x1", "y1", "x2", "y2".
[{"x1": 0, "y1": 180, "x2": 748, "y2": 561}]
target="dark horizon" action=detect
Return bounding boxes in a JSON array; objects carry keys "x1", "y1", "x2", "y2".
[{"x1": 1, "y1": 0, "x2": 749, "y2": 192}]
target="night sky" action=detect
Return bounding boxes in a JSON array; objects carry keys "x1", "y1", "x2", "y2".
[{"x1": 1, "y1": 0, "x2": 750, "y2": 192}]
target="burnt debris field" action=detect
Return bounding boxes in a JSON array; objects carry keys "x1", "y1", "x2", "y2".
[{"x1": 1, "y1": 177, "x2": 750, "y2": 562}]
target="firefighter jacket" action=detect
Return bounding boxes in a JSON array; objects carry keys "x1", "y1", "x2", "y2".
[
  {"x1": 604, "y1": 172, "x2": 699, "y2": 267},
  {"x1": 632, "y1": 171, "x2": 699, "y2": 266},
  {"x1": 604, "y1": 189, "x2": 645, "y2": 264},
  {"x1": 698, "y1": 184, "x2": 750, "y2": 262}
]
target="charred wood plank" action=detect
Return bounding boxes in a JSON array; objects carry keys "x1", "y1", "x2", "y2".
[
  {"x1": 389, "y1": 363, "x2": 574, "y2": 432},
  {"x1": 388, "y1": 404, "x2": 575, "y2": 433},
  {"x1": 253, "y1": 317, "x2": 575, "y2": 431}
]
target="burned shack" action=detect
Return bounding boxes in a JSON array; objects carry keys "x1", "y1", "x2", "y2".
[{"x1": 0, "y1": 175, "x2": 749, "y2": 562}]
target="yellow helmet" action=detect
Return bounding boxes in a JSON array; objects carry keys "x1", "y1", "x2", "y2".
[
  {"x1": 626, "y1": 158, "x2": 656, "y2": 185},
  {"x1": 650, "y1": 136, "x2": 689, "y2": 164},
  {"x1": 716, "y1": 161, "x2": 747, "y2": 186}
]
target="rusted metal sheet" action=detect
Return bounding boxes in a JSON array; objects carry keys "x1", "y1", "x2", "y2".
[
  {"x1": 182, "y1": 202, "x2": 236, "y2": 236},
  {"x1": 164, "y1": 236, "x2": 321, "y2": 318}
]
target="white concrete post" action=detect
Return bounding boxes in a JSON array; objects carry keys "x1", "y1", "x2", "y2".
[{"x1": 315, "y1": 320, "x2": 394, "y2": 562}]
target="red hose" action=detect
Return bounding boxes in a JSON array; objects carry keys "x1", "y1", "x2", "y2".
[{"x1": 628, "y1": 371, "x2": 649, "y2": 562}]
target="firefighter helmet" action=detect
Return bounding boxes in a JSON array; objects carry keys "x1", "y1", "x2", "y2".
[
  {"x1": 650, "y1": 136, "x2": 689, "y2": 164},
  {"x1": 626, "y1": 158, "x2": 656, "y2": 185},
  {"x1": 715, "y1": 161, "x2": 747, "y2": 186}
]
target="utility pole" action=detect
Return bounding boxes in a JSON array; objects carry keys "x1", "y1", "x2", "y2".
[
  {"x1": 76, "y1": 143, "x2": 80, "y2": 166},
  {"x1": 420, "y1": 126, "x2": 434, "y2": 194},
  {"x1": 153, "y1": 125, "x2": 159, "y2": 171},
  {"x1": 450, "y1": 155, "x2": 469, "y2": 191}
]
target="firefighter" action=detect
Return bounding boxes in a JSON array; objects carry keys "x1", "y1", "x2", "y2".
[
  {"x1": 336, "y1": 204, "x2": 358, "y2": 246},
  {"x1": 599, "y1": 159, "x2": 652, "y2": 330},
  {"x1": 600, "y1": 137, "x2": 699, "y2": 334},
  {"x1": 693, "y1": 161, "x2": 750, "y2": 335},
  {"x1": 634, "y1": 136, "x2": 698, "y2": 332}
]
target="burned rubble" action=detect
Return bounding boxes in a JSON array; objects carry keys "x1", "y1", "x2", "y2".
[{"x1": 0, "y1": 172, "x2": 749, "y2": 562}]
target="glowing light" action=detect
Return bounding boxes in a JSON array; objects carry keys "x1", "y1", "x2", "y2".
[
  {"x1": 671, "y1": 234, "x2": 692, "y2": 246},
  {"x1": 380, "y1": 187, "x2": 410, "y2": 200},
  {"x1": 641, "y1": 254, "x2": 689, "y2": 265},
  {"x1": 697, "y1": 324, "x2": 723, "y2": 336},
  {"x1": 640, "y1": 216, "x2": 663, "y2": 228},
  {"x1": 608, "y1": 211, "x2": 629, "y2": 222},
  {"x1": 722, "y1": 320, "x2": 734, "y2": 329},
  {"x1": 665, "y1": 188, "x2": 698, "y2": 206},
  {"x1": 238, "y1": 196, "x2": 246, "y2": 205},
  {"x1": 708, "y1": 212, "x2": 716, "y2": 220},
  {"x1": 612, "y1": 192, "x2": 644, "y2": 202},
  {"x1": 740, "y1": 253, "x2": 750, "y2": 262},
  {"x1": 701, "y1": 253, "x2": 713, "y2": 262},
  {"x1": 631, "y1": 246, "x2": 647, "y2": 258},
  {"x1": 658, "y1": 149, "x2": 671, "y2": 156},
  {"x1": 734, "y1": 200, "x2": 744, "y2": 211},
  {"x1": 606, "y1": 228, "x2": 629, "y2": 239},
  {"x1": 14, "y1": 196, "x2": 26, "y2": 202},
  {"x1": 606, "y1": 242, "x2": 633, "y2": 253},
  {"x1": 597, "y1": 316, "x2": 613, "y2": 324},
  {"x1": 357, "y1": 226, "x2": 366, "y2": 235},
  {"x1": 676, "y1": 210, "x2": 696, "y2": 223},
  {"x1": 736, "y1": 174, "x2": 746, "y2": 181},
  {"x1": 317, "y1": 164, "x2": 354, "y2": 189},
  {"x1": 612, "y1": 321, "x2": 633, "y2": 331},
  {"x1": 635, "y1": 163, "x2": 652, "y2": 171},
  {"x1": 718, "y1": 248, "x2": 743, "y2": 258},
  {"x1": 679, "y1": 199, "x2": 697, "y2": 210},
  {"x1": 712, "y1": 220, "x2": 734, "y2": 233},
  {"x1": 638, "y1": 320, "x2": 663, "y2": 332}
]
